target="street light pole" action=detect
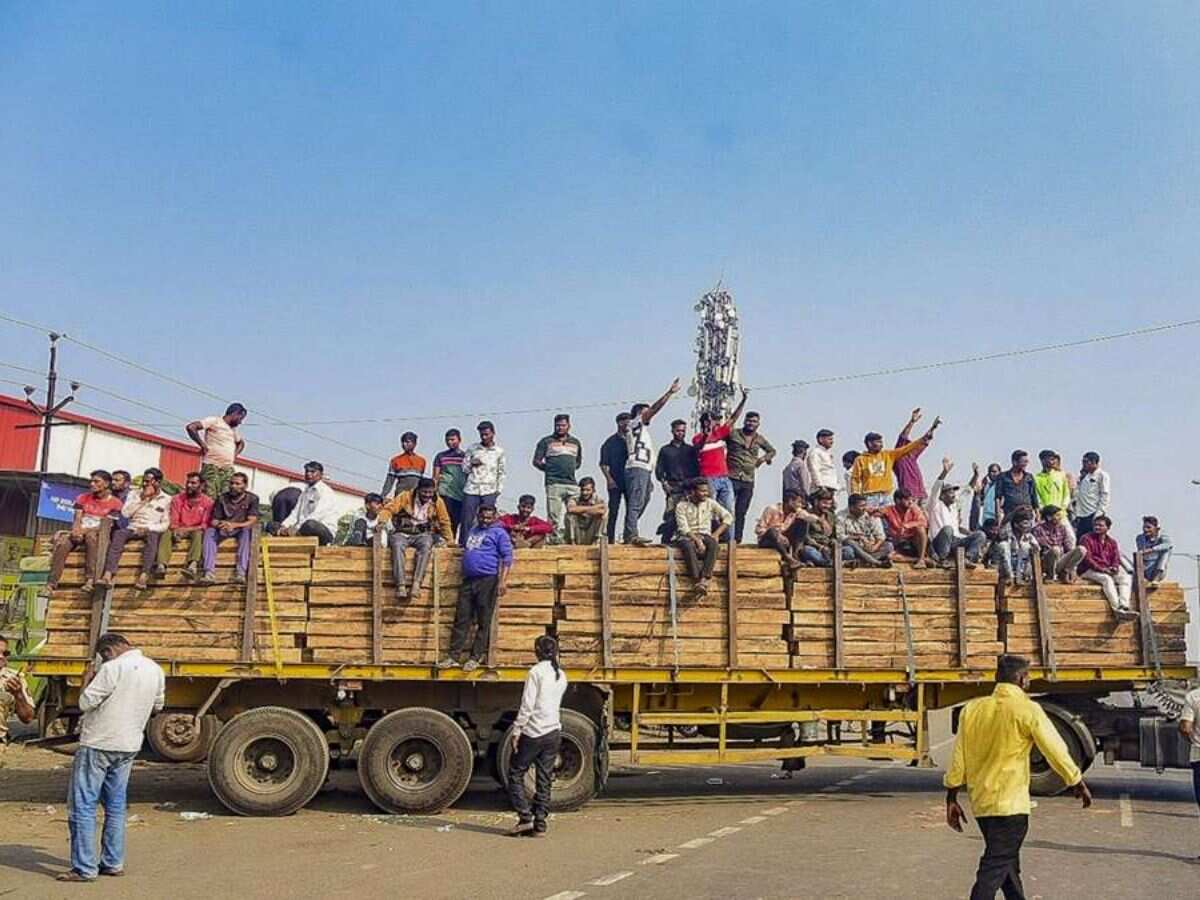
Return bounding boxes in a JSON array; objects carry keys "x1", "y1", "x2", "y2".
[{"x1": 19, "y1": 332, "x2": 79, "y2": 474}]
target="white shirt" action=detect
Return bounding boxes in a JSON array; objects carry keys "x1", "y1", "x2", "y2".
[
  {"x1": 282, "y1": 480, "x2": 341, "y2": 533},
  {"x1": 199, "y1": 415, "x2": 241, "y2": 468},
  {"x1": 1180, "y1": 688, "x2": 1200, "y2": 763},
  {"x1": 79, "y1": 649, "x2": 166, "y2": 753},
  {"x1": 925, "y1": 478, "x2": 965, "y2": 537},
  {"x1": 513, "y1": 659, "x2": 569, "y2": 739},
  {"x1": 1071, "y1": 469, "x2": 1111, "y2": 518},
  {"x1": 121, "y1": 489, "x2": 172, "y2": 533},
  {"x1": 625, "y1": 418, "x2": 656, "y2": 472},
  {"x1": 463, "y1": 443, "x2": 506, "y2": 496},
  {"x1": 806, "y1": 445, "x2": 841, "y2": 491}
]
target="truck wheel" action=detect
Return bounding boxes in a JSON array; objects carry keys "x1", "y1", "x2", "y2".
[
  {"x1": 147, "y1": 712, "x2": 218, "y2": 763},
  {"x1": 498, "y1": 709, "x2": 599, "y2": 812},
  {"x1": 1030, "y1": 701, "x2": 1096, "y2": 796},
  {"x1": 207, "y1": 707, "x2": 329, "y2": 816},
  {"x1": 358, "y1": 708, "x2": 474, "y2": 814}
]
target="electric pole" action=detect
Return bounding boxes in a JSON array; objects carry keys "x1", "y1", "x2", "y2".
[{"x1": 18, "y1": 332, "x2": 80, "y2": 474}]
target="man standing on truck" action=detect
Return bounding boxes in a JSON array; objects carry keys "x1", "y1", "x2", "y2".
[
  {"x1": 439, "y1": 504, "x2": 513, "y2": 672},
  {"x1": 599, "y1": 413, "x2": 631, "y2": 544},
  {"x1": 532, "y1": 414, "x2": 582, "y2": 545},
  {"x1": 849, "y1": 411, "x2": 940, "y2": 510},
  {"x1": 624, "y1": 378, "x2": 683, "y2": 545},
  {"x1": 460, "y1": 421, "x2": 506, "y2": 547},
  {"x1": 945, "y1": 653, "x2": 1091, "y2": 900},
  {"x1": 185, "y1": 403, "x2": 247, "y2": 499},
  {"x1": 725, "y1": 410, "x2": 776, "y2": 543},
  {"x1": 58, "y1": 632, "x2": 165, "y2": 883}
]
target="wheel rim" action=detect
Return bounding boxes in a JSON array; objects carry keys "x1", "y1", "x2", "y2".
[
  {"x1": 160, "y1": 713, "x2": 200, "y2": 750},
  {"x1": 386, "y1": 737, "x2": 446, "y2": 792},
  {"x1": 234, "y1": 735, "x2": 299, "y2": 795}
]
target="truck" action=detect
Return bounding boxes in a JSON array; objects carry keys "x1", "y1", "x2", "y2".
[{"x1": 23, "y1": 527, "x2": 1195, "y2": 816}]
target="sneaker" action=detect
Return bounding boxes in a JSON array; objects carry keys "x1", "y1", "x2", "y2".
[
  {"x1": 695, "y1": 579, "x2": 709, "y2": 596},
  {"x1": 435, "y1": 657, "x2": 459, "y2": 670},
  {"x1": 134, "y1": 573, "x2": 149, "y2": 590},
  {"x1": 99, "y1": 572, "x2": 115, "y2": 587},
  {"x1": 395, "y1": 586, "x2": 409, "y2": 601},
  {"x1": 631, "y1": 536, "x2": 652, "y2": 547},
  {"x1": 151, "y1": 564, "x2": 166, "y2": 578},
  {"x1": 233, "y1": 571, "x2": 246, "y2": 585},
  {"x1": 180, "y1": 563, "x2": 198, "y2": 582},
  {"x1": 56, "y1": 870, "x2": 95, "y2": 882},
  {"x1": 98, "y1": 867, "x2": 125, "y2": 877},
  {"x1": 197, "y1": 572, "x2": 216, "y2": 586},
  {"x1": 510, "y1": 819, "x2": 534, "y2": 837},
  {"x1": 461, "y1": 658, "x2": 481, "y2": 673},
  {"x1": 1117, "y1": 607, "x2": 1140, "y2": 622},
  {"x1": 79, "y1": 579, "x2": 95, "y2": 593},
  {"x1": 530, "y1": 827, "x2": 547, "y2": 838}
]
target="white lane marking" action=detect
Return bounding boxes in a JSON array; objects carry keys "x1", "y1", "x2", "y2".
[
  {"x1": 678, "y1": 837, "x2": 715, "y2": 849},
  {"x1": 543, "y1": 892, "x2": 586, "y2": 900},
  {"x1": 740, "y1": 815, "x2": 767, "y2": 825},
  {"x1": 588, "y1": 872, "x2": 633, "y2": 886},
  {"x1": 708, "y1": 826, "x2": 743, "y2": 838},
  {"x1": 641, "y1": 853, "x2": 679, "y2": 866},
  {"x1": 1120, "y1": 793, "x2": 1134, "y2": 828},
  {"x1": 761, "y1": 806, "x2": 789, "y2": 816}
]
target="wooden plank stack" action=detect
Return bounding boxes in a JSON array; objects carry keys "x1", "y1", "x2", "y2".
[{"x1": 38, "y1": 541, "x2": 1189, "y2": 672}]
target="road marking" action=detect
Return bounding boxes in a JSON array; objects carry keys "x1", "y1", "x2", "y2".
[
  {"x1": 678, "y1": 837, "x2": 715, "y2": 849},
  {"x1": 740, "y1": 815, "x2": 767, "y2": 824},
  {"x1": 1120, "y1": 793, "x2": 1134, "y2": 827},
  {"x1": 640, "y1": 853, "x2": 679, "y2": 866},
  {"x1": 708, "y1": 826, "x2": 743, "y2": 838},
  {"x1": 761, "y1": 806, "x2": 789, "y2": 816},
  {"x1": 543, "y1": 892, "x2": 586, "y2": 900},
  {"x1": 587, "y1": 872, "x2": 633, "y2": 886}
]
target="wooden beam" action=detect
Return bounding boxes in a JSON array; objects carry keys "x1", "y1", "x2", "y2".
[
  {"x1": 240, "y1": 527, "x2": 261, "y2": 663},
  {"x1": 599, "y1": 536, "x2": 613, "y2": 668},
  {"x1": 726, "y1": 540, "x2": 739, "y2": 668},
  {"x1": 831, "y1": 539, "x2": 845, "y2": 668},
  {"x1": 87, "y1": 520, "x2": 113, "y2": 653},
  {"x1": 954, "y1": 546, "x2": 968, "y2": 667},
  {"x1": 1030, "y1": 551, "x2": 1057, "y2": 679},
  {"x1": 431, "y1": 547, "x2": 441, "y2": 662},
  {"x1": 370, "y1": 530, "x2": 383, "y2": 665}
]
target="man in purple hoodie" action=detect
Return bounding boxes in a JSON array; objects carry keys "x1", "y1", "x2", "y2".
[{"x1": 438, "y1": 504, "x2": 514, "y2": 672}]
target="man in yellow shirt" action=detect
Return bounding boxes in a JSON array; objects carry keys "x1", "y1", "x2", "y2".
[
  {"x1": 945, "y1": 654, "x2": 1091, "y2": 899},
  {"x1": 850, "y1": 409, "x2": 941, "y2": 509}
]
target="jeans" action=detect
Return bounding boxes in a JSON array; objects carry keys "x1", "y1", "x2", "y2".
[
  {"x1": 731, "y1": 478, "x2": 755, "y2": 543},
  {"x1": 1143, "y1": 550, "x2": 1170, "y2": 581},
  {"x1": 442, "y1": 496, "x2": 463, "y2": 538},
  {"x1": 843, "y1": 539, "x2": 895, "y2": 565},
  {"x1": 801, "y1": 544, "x2": 855, "y2": 566},
  {"x1": 449, "y1": 574, "x2": 498, "y2": 661},
  {"x1": 931, "y1": 527, "x2": 987, "y2": 563},
  {"x1": 1191, "y1": 761, "x2": 1200, "y2": 813},
  {"x1": 674, "y1": 534, "x2": 719, "y2": 580},
  {"x1": 605, "y1": 484, "x2": 624, "y2": 544},
  {"x1": 68, "y1": 746, "x2": 137, "y2": 879},
  {"x1": 460, "y1": 493, "x2": 497, "y2": 546},
  {"x1": 390, "y1": 531, "x2": 439, "y2": 593},
  {"x1": 623, "y1": 469, "x2": 653, "y2": 542},
  {"x1": 1072, "y1": 515, "x2": 1095, "y2": 538},
  {"x1": 1081, "y1": 568, "x2": 1133, "y2": 612},
  {"x1": 971, "y1": 814, "x2": 1028, "y2": 900},
  {"x1": 707, "y1": 476, "x2": 734, "y2": 514},
  {"x1": 508, "y1": 730, "x2": 561, "y2": 827},
  {"x1": 992, "y1": 541, "x2": 1035, "y2": 582},
  {"x1": 104, "y1": 528, "x2": 163, "y2": 575},
  {"x1": 203, "y1": 527, "x2": 253, "y2": 576},
  {"x1": 545, "y1": 483, "x2": 581, "y2": 545}
]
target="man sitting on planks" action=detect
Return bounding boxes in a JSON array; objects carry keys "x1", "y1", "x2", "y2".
[
  {"x1": 345, "y1": 493, "x2": 392, "y2": 548},
  {"x1": 381, "y1": 478, "x2": 455, "y2": 601},
  {"x1": 438, "y1": 504, "x2": 513, "y2": 673},
  {"x1": 564, "y1": 477, "x2": 607, "y2": 546},
  {"x1": 102, "y1": 467, "x2": 172, "y2": 590},
  {"x1": 499, "y1": 495, "x2": 554, "y2": 549},
  {"x1": 45, "y1": 470, "x2": 124, "y2": 596},
  {"x1": 272, "y1": 461, "x2": 340, "y2": 546},
  {"x1": 167, "y1": 472, "x2": 215, "y2": 582},
  {"x1": 673, "y1": 477, "x2": 733, "y2": 597},
  {"x1": 754, "y1": 489, "x2": 814, "y2": 570},
  {"x1": 199, "y1": 471, "x2": 260, "y2": 586}
]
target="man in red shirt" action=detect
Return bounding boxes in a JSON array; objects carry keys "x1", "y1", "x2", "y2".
[
  {"x1": 692, "y1": 388, "x2": 749, "y2": 523},
  {"x1": 167, "y1": 472, "x2": 215, "y2": 580},
  {"x1": 1077, "y1": 515, "x2": 1136, "y2": 620},
  {"x1": 499, "y1": 495, "x2": 553, "y2": 549},
  {"x1": 382, "y1": 432, "x2": 426, "y2": 498},
  {"x1": 880, "y1": 489, "x2": 931, "y2": 567},
  {"x1": 46, "y1": 470, "x2": 124, "y2": 594}
]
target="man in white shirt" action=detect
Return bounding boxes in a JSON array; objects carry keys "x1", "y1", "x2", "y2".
[
  {"x1": 1178, "y1": 687, "x2": 1200, "y2": 826},
  {"x1": 185, "y1": 403, "x2": 247, "y2": 499},
  {"x1": 807, "y1": 429, "x2": 845, "y2": 506},
  {"x1": 925, "y1": 457, "x2": 987, "y2": 567},
  {"x1": 623, "y1": 378, "x2": 682, "y2": 545},
  {"x1": 59, "y1": 633, "x2": 165, "y2": 883},
  {"x1": 102, "y1": 467, "x2": 172, "y2": 590},
  {"x1": 460, "y1": 420, "x2": 507, "y2": 547},
  {"x1": 1069, "y1": 451, "x2": 1111, "y2": 538},
  {"x1": 276, "y1": 461, "x2": 340, "y2": 545}
]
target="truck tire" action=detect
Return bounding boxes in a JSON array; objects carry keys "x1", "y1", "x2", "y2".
[
  {"x1": 358, "y1": 708, "x2": 474, "y2": 814},
  {"x1": 147, "y1": 712, "x2": 218, "y2": 763},
  {"x1": 498, "y1": 709, "x2": 600, "y2": 812},
  {"x1": 1030, "y1": 701, "x2": 1096, "y2": 796},
  {"x1": 207, "y1": 707, "x2": 329, "y2": 816}
]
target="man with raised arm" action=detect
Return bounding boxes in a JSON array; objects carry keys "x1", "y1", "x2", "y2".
[
  {"x1": 692, "y1": 387, "x2": 749, "y2": 520},
  {"x1": 623, "y1": 378, "x2": 682, "y2": 545},
  {"x1": 925, "y1": 457, "x2": 987, "y2": 568},
  {"x1": 185, "y1": 403, "x2": 247, "y2": 499},
  {"x1": 850, "y1": 410, "x2": 941, "y2": 510}
]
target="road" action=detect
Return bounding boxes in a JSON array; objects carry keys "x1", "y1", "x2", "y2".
[{"x1": 2, "y1": 725, "x2": 1197, "y2": 900}]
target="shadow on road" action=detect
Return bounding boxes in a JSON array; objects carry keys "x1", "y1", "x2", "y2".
[{"x1": 0, "y1": 844, "x2": 68, "y2": 878}]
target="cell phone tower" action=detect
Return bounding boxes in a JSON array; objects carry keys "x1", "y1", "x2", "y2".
[{"x1": 688, "y1": 282, "x2": 742, "y2": 430}]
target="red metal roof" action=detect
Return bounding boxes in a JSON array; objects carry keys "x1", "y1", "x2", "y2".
[{"x1": 0, "y1": 394, "x2": 365, "y2": 496}]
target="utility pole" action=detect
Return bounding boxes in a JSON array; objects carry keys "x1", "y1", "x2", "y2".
[{"x1": 18, "y1": 332, "x2": 79, "y2": 474}]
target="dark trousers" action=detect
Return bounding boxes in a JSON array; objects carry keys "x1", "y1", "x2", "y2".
[
  {"x1": 605, "y1": 485, "x2": 624, "y2": 544},
  {"x1": 271, "y1": 488, "x2": 301, "y2": 525},
  {"x1": 443, "y1": 496, "x2": 463, "y2": 537},
  {"x1": 971, "y1": 814, "x2": 1029, "y2": 900},
  {"x1": 1191, "y1": 761, "x2": 1200, "y2": 812},
  {"x1": 675, "y1": 534, "x2": 719, "y2": 580},
  {"x1": 298, "y1": 520, "x2": 335, "y2": 546},
  {"x1": 731, "y1": 479, "x2": 755, "y2": 543},
  {"x1": 1072, "y1": 515, "x2": 1095, "y2": 538},
  {"x1": 758, "y1": 523, "x2": 807, "y2": 562},
  {"x1": 459, "y1": 493, "x2": 497, "y2": 546},
  {"x1": 507, "y1": 730, "x2": 561, "y2": 827},
  {"x1": 449, "y1": 574, "x2": 498, "y2": 661},
  {"x1": 105, "y1": 528, "x2": 162, "y2": 575}
]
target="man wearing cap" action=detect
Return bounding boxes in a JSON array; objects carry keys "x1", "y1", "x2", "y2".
[
  {"x1": 275, "y1": 461, "x2": 340, "y2": 545},
  {"x1": 925, "y1": 457, "x2": 987, "y2": 567}
]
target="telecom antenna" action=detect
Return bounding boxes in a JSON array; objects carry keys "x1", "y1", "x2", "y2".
[{"x1": 688, "y1": 282, "x2": 742, "y2": 429}]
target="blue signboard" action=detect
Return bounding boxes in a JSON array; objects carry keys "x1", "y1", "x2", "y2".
[{"x1": 37, "y1": 481, "x2": 80, "y2": 523}]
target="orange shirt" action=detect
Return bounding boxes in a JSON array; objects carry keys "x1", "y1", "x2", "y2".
[{"x1": 387, "y1": 452, "x2": 426, "y2": 477}]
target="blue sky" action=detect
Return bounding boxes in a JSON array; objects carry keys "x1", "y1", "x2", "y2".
[{"x1": 2, "y1": 3, "x2": 1198, "y2": 604}]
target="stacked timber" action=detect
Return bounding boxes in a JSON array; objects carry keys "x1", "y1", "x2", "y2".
[{"x1": 37, "y1": 539, "x2": 1188, "y2": 671}]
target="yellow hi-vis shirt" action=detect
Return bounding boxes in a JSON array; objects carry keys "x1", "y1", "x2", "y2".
[{"x1": 944, "y1": 683, "x2": 1082, "y2": 817}]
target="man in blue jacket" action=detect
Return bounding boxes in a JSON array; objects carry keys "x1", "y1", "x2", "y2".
[{"x1": 438, "y1": 504, "x2": 513, "y2": 672}]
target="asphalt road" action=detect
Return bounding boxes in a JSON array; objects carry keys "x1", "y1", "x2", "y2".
[{"x1": 2, "y1": 733, "x2": 1198, "y2": 899}]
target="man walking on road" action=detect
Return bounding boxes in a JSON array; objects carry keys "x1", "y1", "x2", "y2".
[
  {"x1": 59, "y1": 632, "x2": 165, "y2": 882},
  {"x1": 945, "y1": 654, "x2": 1091, "y2": 900}
]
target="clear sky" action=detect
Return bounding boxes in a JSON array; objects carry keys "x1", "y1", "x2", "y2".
[{"x1": 2, "y1": 3, "x2": 1198, "y2": 617}]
